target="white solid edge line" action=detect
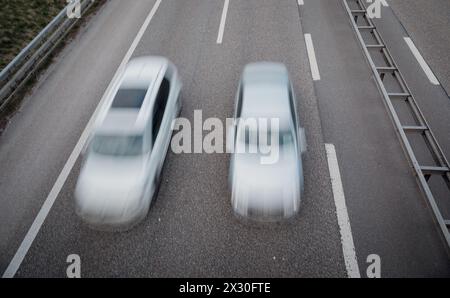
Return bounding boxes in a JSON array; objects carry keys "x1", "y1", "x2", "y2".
[
  {"x1": 304, "y1": 33, "x2": 321, "y2": 81},
  {"x1": 298, "y1": 0, "x2": 304, "y2": 5},
  {"x1": 2, "y1": 0, "x2": 163, "y2": 279},
  {"x1": 325, "y1": 144, "x2": 361, "y2": 278},
  {"x1": 217, "y1": 0, "x2": 230, "y2": 44},
  {"x1": 404, "y1": 37, "x2": 439, "y2": 85}
]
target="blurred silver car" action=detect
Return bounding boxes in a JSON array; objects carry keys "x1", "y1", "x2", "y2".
[
  {"x1": 228, "y1": 62, "x2": 306, "y2": 221},
  {"x1": 75, "y1": 56, "x2": 182, "y2": 230}
]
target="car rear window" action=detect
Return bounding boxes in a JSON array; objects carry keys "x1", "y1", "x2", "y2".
[{"x1": 111, "y1": 89, "x2": 148, "y2": 109}]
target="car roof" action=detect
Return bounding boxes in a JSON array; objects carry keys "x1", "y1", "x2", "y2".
[
  {"x1": 95, "y1": 56, "x2": 169, "y2": 135},
  {"x1": 240, "y1": 62, "x2": 293, "y2": 129}
]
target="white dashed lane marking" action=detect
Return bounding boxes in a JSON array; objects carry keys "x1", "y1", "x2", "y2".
[{"x1": 325, "y1": 144, "x2": 361, "y2": 278}]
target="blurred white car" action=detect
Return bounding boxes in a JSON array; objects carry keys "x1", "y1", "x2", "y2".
[
  {"x1": 75, "y1": 56, "x2": 182, "y2": 230},
  {"x1": 228, "y1": 62, "x2": 306, "y2": 221}
]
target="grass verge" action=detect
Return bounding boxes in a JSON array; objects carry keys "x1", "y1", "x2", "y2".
[
  {"x1": 0, "y1": 0, "x2": 106, "y2": 135},
  {"x1": 0, "y1": 0, "x2": 67, "y2": 71}
]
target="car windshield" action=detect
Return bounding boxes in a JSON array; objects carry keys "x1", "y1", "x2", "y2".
[
  {"x1": 239, "y1": 127, "x2": 294, "y2": 148},
  {"x1": 91, "y1": 134, "x2": 145, "y2": 156}
]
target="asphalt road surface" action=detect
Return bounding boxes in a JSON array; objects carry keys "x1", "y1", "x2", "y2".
[
  {"x1": 0, "y1": 0, "x2": 449, "y2": 278},
  {"x1": 389, "y1": 0, "x2": 450, "y2": 94}
]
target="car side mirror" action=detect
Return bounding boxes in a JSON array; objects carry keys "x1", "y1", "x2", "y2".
[
  {"x1": 81, "y1": 135, "x2": 93, "y2": 156},
  {"x1": 81, "y1": 142, "x2": 89, "y2": 156},
  {"x1": 299, "y1": 126, "x2": 307, "y2": 155},
  {"x1": 226, "y1": 122, "x2": 236, "y2": 153}
]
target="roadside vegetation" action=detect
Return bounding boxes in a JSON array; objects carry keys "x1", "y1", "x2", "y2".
[
  {"x1": 0, "y1": 0, "x2": 66, "y2": 71},
  {"x1": 0, "y1": 0, "x2": 105, "y2": 134}
]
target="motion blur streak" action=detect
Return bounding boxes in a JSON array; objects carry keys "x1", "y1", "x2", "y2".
[
  {"x1": 229, "y1": 63, "x2": 306, "y2": 222},
  {"x1": 2, "y1": 0, "x2": 163, "y2": 278}
]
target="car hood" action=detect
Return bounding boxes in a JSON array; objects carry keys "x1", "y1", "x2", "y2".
[
  {"x1": 233, "y1": 146, "x2": 299, "y2": 187},
  {"x1": 79, "y1": 153, "x2": 146, "y2": 191},
  {"x1": 75, "y1": 153, "x2": 147, "y2": 221},
  {"x1": 231, "y1": 146, "x2": 301, "y2": 219}
]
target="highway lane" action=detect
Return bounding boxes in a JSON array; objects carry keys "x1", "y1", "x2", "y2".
[
  {"x1": 371, "y1": 2, "x2": 450, "y2": 227},
  {"x1": 1, "y1": 0, "x2": 449, "y2": 278},
  {"x1": 301, "y1": 0, "x2": 450, "y2": 277},
  {"x1": 0, "y1": 0, "x2": 160, "y2": 273},
  {"x1": 371, "y1": 1, "x2": 450, "y2": 161},
  {"x1": 13, "y1": 0, "x2": 347, "y2": 277},
  {"x1": 389, "y1": 0, "x2": 450, "y2": 94}
]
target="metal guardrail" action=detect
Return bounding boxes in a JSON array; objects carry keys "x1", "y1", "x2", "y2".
[
  {"x1": 0, "y1": 0, "x2": 96, "y2": 113},
  {"x1": 343, "y1": 0, "x2": 450, "y2": 249}
]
